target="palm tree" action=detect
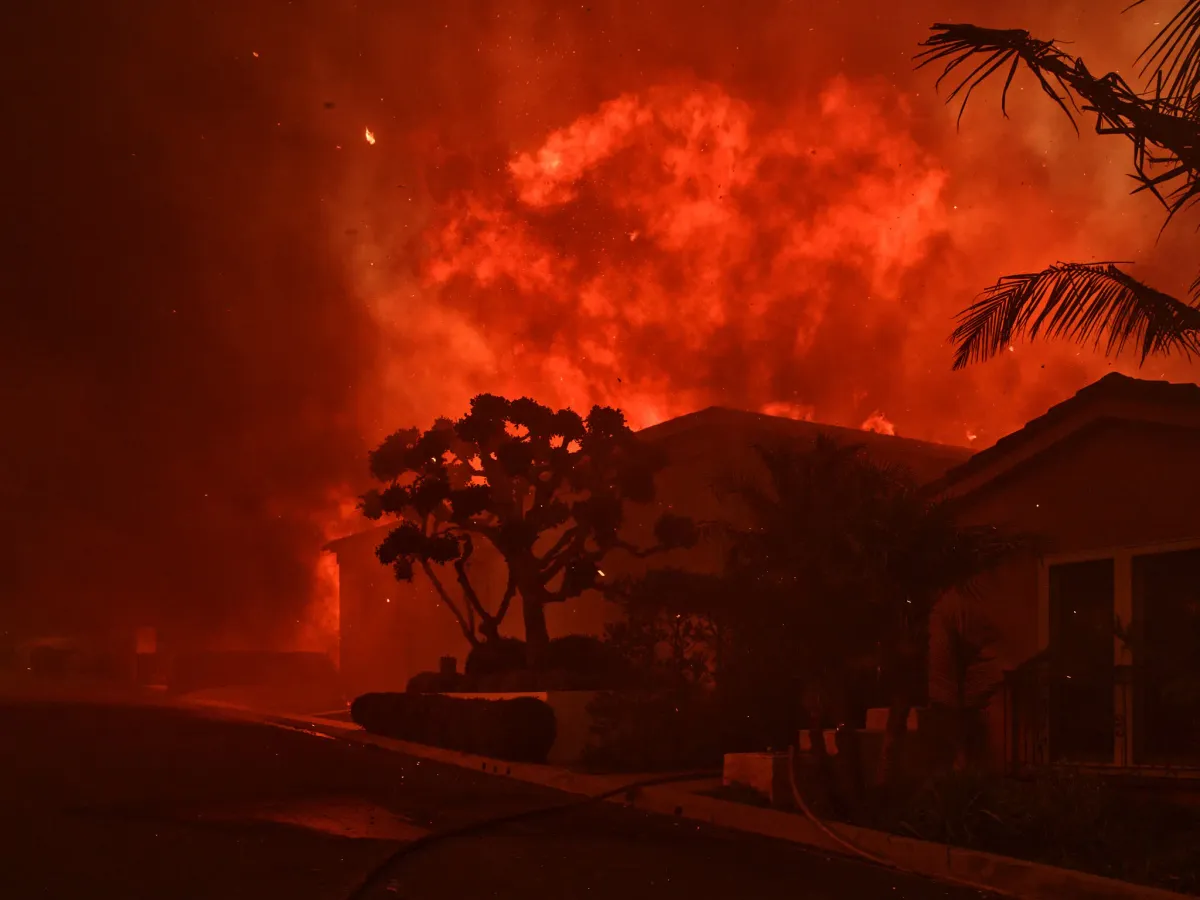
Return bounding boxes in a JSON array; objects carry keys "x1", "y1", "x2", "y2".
[
  {"x1": 728, "y1": 437, "x2": 1028, "y2": 784},
  {"x1": 865, "y1": 474, "x2": 1032, "y2": 785},
  {"x1": 915, "y1": 3, "x2": 1200, "y2": 368}
]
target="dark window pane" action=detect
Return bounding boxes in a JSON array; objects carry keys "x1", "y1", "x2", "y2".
[
  {"x1": 1133, "y1": 548, "x2": 1200, "y2": 764},
  {"x1": 1048, "y1": 559, "x2": 1114, "y2": 763}
]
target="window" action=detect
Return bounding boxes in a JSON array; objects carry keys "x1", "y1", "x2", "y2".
[
  {"x1": 1132, "y1": 548, "x2": 1200, "y2": 765},
  {"x1": 1048, "y1": 559, "x2": 1115, "y2": 763}
]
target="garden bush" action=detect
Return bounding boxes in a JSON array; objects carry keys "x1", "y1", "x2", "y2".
[
  {"x1": 405, "y1": 670, "x2": 468, "y2": 693},
  {"x1": 866, "y1": 768, "x2": 1200, "y2": 895},
  {"x1": 463, "y1": 634, "x2": 629, "y2": 691},
  {"x1": 464, "y1": 638, "x2": 527, "y2": 677},
  {"x1": 350, "y1": 691, "x2": 557, "y2": 763},
  {"x1": 583, "y1": 688, "x2": 725, "y2": 772}
]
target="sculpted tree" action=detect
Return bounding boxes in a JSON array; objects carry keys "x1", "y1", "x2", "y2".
[
  {"x1": 916, "y1": 3, "x2": 1200, "y2": 367},
  {"x1": 359, "y1": 394, "x2": 696, "y2": 664}
]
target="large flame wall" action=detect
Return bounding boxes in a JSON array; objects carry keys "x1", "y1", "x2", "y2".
[{"x1": 6, "y1": 0, "x2": 1195, "y2": 652}]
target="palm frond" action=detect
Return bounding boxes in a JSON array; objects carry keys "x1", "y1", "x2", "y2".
[
  {"x1": 1131, "y1": 0, "x2": 1200, "y2": 114},
  {"x1": 917, "y1": 22, "x2": 1200, "y2": 220},
  {"x1": 914, "y1": 24, "x2": 1079, "y2": 129},
  {"x1": 950, "y1": 261, "x2": 1200, "y2": 369}
]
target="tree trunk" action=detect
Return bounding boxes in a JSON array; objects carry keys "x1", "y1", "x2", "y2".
[
  {"x1": 523, "y1": 594, "x2": 550, "y2": 667},
  {"x1": 478, "y1": 617, "x2": 500, "y2": 643}
]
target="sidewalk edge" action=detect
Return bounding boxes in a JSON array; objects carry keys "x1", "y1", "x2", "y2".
[{"x1": 200, "y1": 703, "x2": 1193, "y2": 900}]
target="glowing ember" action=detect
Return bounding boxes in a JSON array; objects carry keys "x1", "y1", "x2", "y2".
[{"x1": 364, "y1": 127, "x2": 376, "y2": 146}]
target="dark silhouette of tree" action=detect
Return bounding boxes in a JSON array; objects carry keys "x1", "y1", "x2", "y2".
[
  {"x1": 929, "y1": 607, "x2": 1001, "y2": 771},
  {"x1": 601, "y1": 435, "x2": 1030, "y2": 782},
  {"x1": 915, "y1": 4, "x2": 1200, "y2": 368},
  {"x1": 726, "y1": 436, "x2": 1029, "y2": 784},
  {"x1": 359, "y1": 394, "x2": 696, "y2": 664}
]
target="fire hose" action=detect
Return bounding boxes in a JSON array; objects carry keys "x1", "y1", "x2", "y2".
[
  {"x1": 785, "y1": 745, "x2": 1012, "y2": 897},
  {"x1": 342, "y1": 767, "x2": 721, "y2": 900},
  {"x1": 340, "y1": 742, "x2": 1010, "y2": 899}
]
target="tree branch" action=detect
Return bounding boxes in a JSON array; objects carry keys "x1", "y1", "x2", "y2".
[
  {"x1": 495, "y1": 570, "x2": 518, "y2": 625},
  {"x1": 916, "y1": 22, "x2": 1200, "y2": 219},
  {"x1": 452, "y1": 535, "x2": 487, "y2": 615},
  {"x1": 418, "y1": 559, "x2": 479, "y2": 647},
  {"x1": 537, "y1": 525, "x2": 585, "y2": 579}
]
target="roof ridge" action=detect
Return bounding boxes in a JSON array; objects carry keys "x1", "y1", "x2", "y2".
[
  {"x1": 640, "y1": 404, "x2": 971, "y2": 454},
  {"x1": 937, "y1": 372, "x2": 1200, "y2": 494}
]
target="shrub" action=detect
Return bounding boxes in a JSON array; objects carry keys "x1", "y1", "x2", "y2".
[
  {"x1": 405, "y1": 671, "x2": 468, "y2": 693},
  {"x1": 543, "y1": 634, "x2": 621, "y2": 675},
  {"x1": 464, "y1": 638, "x2": 527, "y2": 677},
  {"x1": 464, "y1": 634, "x2": 629, "y2": 691},
  {"x1": 350, "y1": 692, "x2": 557, "y2": 762},
  {"x1": 583, "y1": 688, "x2": 725, "y2": 772},
  {"x1": 880, "y1": 768, "x2": 1200, "y2": 894}
]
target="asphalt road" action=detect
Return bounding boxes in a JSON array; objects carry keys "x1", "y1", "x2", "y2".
[{"x1": 0, "y1": 698, "x2": 999, "y2": 900}]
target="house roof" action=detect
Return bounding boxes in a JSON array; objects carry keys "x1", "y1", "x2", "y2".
[
  {"x1": 639, "y1": 406, "x2": 974, "y2": 484},
  {"x1": 324, "y1": 406, "x2": 974, "y2": 552},
  {"x1": 323, "y1": 523, "x2": 388, "y2": 555},
  {"x1": 933, "y1": 372, "x2": 1200, "y2": 499}
]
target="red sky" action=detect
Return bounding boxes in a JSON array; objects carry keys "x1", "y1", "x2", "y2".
[{"x1": 3, "y1": 0, "x2": 1195, "y2": 648}]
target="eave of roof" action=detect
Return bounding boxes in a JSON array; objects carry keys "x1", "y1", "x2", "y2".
[
  {"x1": 932, "y1": 372, "x2": 1200, "y2": 499},
  {"x1": 639, "y1": 405, "x2": 973, "y2": 464},
  {"x1": 322, "y1": 522, "x2": 388, "y2": 554}
]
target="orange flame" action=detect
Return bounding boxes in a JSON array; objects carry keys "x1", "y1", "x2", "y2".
[
  {"x1": 295, "y1": 491, "x2": 364, "y2": 662},
  {"x1": 861, "y1": 411, "x2": 895, "y2": 436}
]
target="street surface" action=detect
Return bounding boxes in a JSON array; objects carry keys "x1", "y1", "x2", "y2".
[{"x1": 1, "y1": 694, "x2": 999, "y2": 900}]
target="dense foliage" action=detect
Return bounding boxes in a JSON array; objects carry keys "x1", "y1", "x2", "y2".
[
  {"x1": 586, "y1": 436, "x2": 1028, "y2": 776},
  {"x1": 406, "y1": 634, "x2": 630, "y2": 693},
  {"x1": 874, "y1": 769, "x2": 1200, "y2": 896},
  {"x1": 916, "y1": 6, "x2": 1200, "y2": 367},
  {"x1": 360, "y1": 394, "x2": 695, "y2": 663}
]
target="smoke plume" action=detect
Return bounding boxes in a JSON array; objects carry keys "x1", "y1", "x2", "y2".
[{"x1": 3, "y1": 0, "x2": 1195, "y2": 649}]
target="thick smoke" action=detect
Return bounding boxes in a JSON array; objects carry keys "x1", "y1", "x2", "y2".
[
  {"x1": 348, "y1": 0, "x2": 1195, "y2": 448},
  {"x1": 3, "y1": 0, "x2": 1195, "y2": 649},
  {"x1": 3, "y1": 1, "x2": 375, "y2": 648}
]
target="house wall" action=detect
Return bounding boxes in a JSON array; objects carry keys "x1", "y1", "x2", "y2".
[{"x1": 942, "y1": 418, "x2": 1200, "y2": 769}]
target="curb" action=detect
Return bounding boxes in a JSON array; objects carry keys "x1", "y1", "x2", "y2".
[{"x1": 194, "y1": 703, "x2": 1193, "y2": 900}]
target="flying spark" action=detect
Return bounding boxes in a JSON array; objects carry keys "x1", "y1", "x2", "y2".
[{"x1": 364, "y1": 127, "x2": 376, "y2": 146}]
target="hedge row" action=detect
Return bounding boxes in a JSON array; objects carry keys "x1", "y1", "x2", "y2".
[{"x1": 350, "y1": 692, "x2": 557, "y2": 763}]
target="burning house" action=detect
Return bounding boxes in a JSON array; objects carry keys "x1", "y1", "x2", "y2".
[
  {"x1": 327, "y1": 373, "x2": 1200, "y2": 775},
  {"x1": 324, "y1": 403, "x2": 971, "y2": 697}
]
